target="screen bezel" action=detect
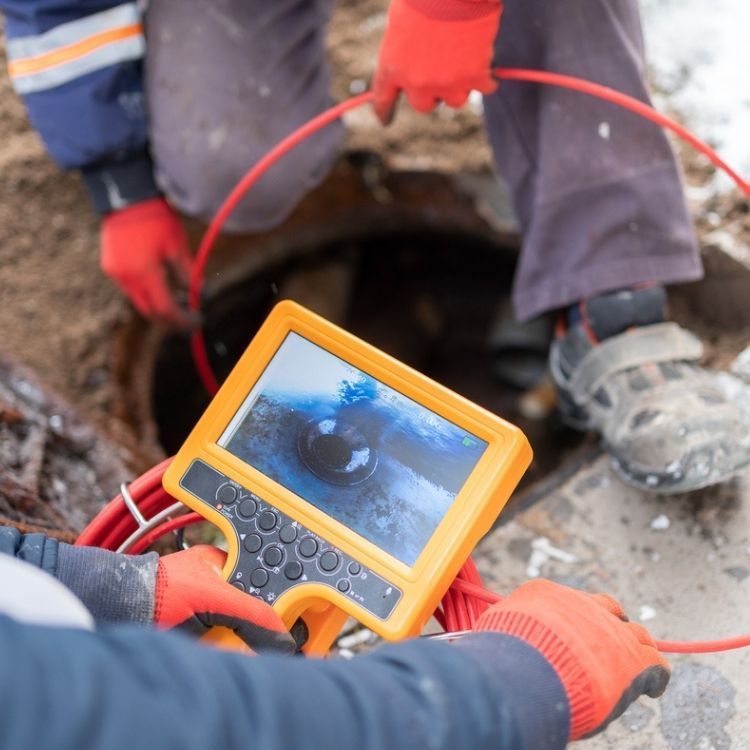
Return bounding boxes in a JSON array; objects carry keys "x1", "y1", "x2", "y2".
[
  {"x1": 216, "y1": 330, "x2": 489, "y2": 567},
  {"x1": 187, "y1": 302, "x2": 525, "y2": 583}
]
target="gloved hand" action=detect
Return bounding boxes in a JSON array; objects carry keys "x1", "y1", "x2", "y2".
[
  {"x1": 155, "y1": 545, "x2": 295, "y2": 654},
  {"x1": 474, "y1": 580, "x2": 670, "y2": 740},
  {"x1": 372, "y1": 0, "x2": 502, "y2": 124},
  {"x1": 101, "y1": 197, "x2": 194, "y2": 326}
]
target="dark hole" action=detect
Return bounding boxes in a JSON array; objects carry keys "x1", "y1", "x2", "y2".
[
  {"x1": 313, "y1": 434, "x2": 353, "y2": 469},
  {"x1": 152, "y1": 227, "x2": 584, "y2": 504}
]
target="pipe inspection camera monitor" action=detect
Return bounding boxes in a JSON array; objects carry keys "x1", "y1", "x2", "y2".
[{"x1": 163, "y1": 301, "x2": 532, "y2": 654}]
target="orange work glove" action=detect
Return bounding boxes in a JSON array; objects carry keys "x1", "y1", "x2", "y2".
[
  {"x1": 101, "y1": 197, "x2": 194, "y2": 326},
  {"x1": 474, "y1": 580, "x2": 670, "y2": 741},
  {"x1": 155, "y1": 545, "x2": 295, "y2": 654},
  {"x1": 372, "y1": 0, "x2": 502, "y2": 124}
]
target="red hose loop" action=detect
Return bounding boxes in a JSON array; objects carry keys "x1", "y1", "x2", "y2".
[
  {"x1": 77, "y1": 71, "x2": 750, "y2": 655},
  {"x1": 493, "y1": 68, "x2": 750, "y2": 197},
  {"x1": 187, "y1": 68, "x2": 750, "y2": 396},
  {"x1": 188, "y1": 92, "x2": 373, "y2": 395}
]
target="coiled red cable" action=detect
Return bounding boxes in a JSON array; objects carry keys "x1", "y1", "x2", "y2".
[
  {"x1": 78, "y1": 68, "x2": 750, "y2": 655},
  {"x1": 77, "y1": 459, "x2": 750, "y2": 654}
]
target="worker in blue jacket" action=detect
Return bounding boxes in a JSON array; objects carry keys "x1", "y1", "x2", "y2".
[
  {"x1": 2, "y1": 0, "x2": 748, "y2": 494},
  {"x1": 0, "y1": 524, "x2": 669, "y2": 749}
]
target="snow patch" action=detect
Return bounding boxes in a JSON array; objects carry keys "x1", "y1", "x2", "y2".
[
  {"x1": 526, "y1": 537, "x2": 578, "y2": 578},
  {"x1": 642, "y1": 0, "x2": 750, "y2": 188},
  {"x1": 639, "y1": 605, "x2": 657, "y2": 622},
  {"x1": 650, "y1": 514, "x2": 671, "y2": 531}
]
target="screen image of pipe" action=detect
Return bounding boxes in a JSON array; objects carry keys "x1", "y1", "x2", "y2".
[{"x1": 219, "y1": 333, "x2": 487, "y2": 566}]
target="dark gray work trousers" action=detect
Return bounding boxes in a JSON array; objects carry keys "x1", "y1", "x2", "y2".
[{"x1": 145, "y1": 0, "x2": 702, "y2": 321}]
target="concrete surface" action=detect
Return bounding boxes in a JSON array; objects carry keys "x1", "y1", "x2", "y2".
[{"x1": 476, "y1": 454, "x2": 750, "y2": 749}]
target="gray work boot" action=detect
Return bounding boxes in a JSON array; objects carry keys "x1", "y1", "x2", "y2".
[{"x1": 550, "y1": 287, "x2": 750, "y2": 493}]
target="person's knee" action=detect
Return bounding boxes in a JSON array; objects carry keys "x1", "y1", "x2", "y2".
[{"x1": 157, "y1": 123, "x2": 344, "y2": 233}]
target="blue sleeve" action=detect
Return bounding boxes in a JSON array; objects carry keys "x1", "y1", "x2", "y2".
[
  {"x1": 0, "y1": 1, "x2": 160, "y2": 211},
  {"x1": 0, "y1": 526, "x2": 58, "y2": 575},
  {"x1": 0, "y1": 527, "x2": 157, "y2": 624},
  {"x1": 0, "y1": 616, "x2": 569, "y2": 750}
]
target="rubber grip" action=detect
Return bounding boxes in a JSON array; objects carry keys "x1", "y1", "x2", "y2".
[{"x1": 201, "y1": 626, "x2": 254, "y2": 654}]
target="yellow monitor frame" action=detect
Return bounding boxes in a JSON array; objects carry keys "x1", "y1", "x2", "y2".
[{"x1": 163, "y1": 301, "x2": 532, "y2": 654}]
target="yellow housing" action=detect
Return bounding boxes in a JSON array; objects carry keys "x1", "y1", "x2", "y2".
[{"x1": 163, "y1": 301, "x2": 532, "y2": 654}]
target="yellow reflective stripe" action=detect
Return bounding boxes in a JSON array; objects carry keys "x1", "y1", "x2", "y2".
[
  {"x1": 8, "y1": 24, "x2": 142, "y2": 79},
  {"x1": 7, "y1": 4, "x2": 140, "y2": 60},
  {"x1": 7, "y1": 4, "x2": 145, "y2": 94}
]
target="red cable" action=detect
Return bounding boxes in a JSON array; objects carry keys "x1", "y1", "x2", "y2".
[
  {"x1": 656, "y1": 635, "x2": 750, "y2": 654},
  {"x1": 75, "y1": 458, "x2": 173, "y2": 547},
  {"x1": 187, "y1": 67, "x2": 750, "y2": 396},
  {"x1": 449, "y1": 560, "x2": 750, "y2": 654},
  {"x1": 78, "y1": 462, "x2": 750, "y2": 654},
  {"x1": 126, "y1": 513, "x2": 204, "y2": 555},
  {"x1": 80, "y1": 70, "x2": 750, "y2": 654},
  {"x1": 188, "y1": 92, "x2": 372, "y2": 395},
  {"x1": 493, "y1": 68, "x2": 750, "y2": 197}
]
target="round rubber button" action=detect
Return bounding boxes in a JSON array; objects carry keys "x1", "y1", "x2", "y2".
[
  {"x1": 347, "y1": 562, "x2": 362, "y2": 576},
  {"x1": 243, "y1": 534, "x2": 262, "y2": 554},
  {"x1": 258, "y1": 511, "x2": 278, "y2": 531},
  {"x1": 298, "y1": 537, "x2": 318, "y2": 558},
  {"x1": 284, "y1": 561, "x2": 303, "y2": 580},
  {"x1": 263, "y1": 545, "x2": 284, "y2": 568},
  {"x1": 250, "y1": 568, "x2": 269, "y2": 588},
  {"x1": 336, "y1": 579, "x2": 350, "y2": 593},
  {"x1": 216, "y1": 484, "x2": 238, "y2": 504},
  {"x1": 320, "y1": 551, "x2": 339, "y2": 572},
  {"x1": 279, "y1": 524, "x2": 297, "y2": 544},
  {"x1": 238, "y1": 498, "x2": 257, "y2": 518},
  {"x1": 232, "y1": 579, "x2": 246, "y2": 592}
]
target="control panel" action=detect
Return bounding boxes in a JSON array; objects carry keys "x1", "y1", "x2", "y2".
[{"x1": 180, "y1": 460, "x2": 402, "y2": 620}]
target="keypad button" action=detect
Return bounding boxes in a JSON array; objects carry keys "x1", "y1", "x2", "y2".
[
  {"x1": 238, "y1": 498, "x2": 257, "y2": 518},
  {"x1": 347, "y1": 562, "x2": 362, "y2": 576},
  {"x1": 320, "y1": 551, "x2": 339, "y2": 572},
  {"x1": 298, "y1": 537, "x2": 318, "y2": 558},
  {"x1": 258, "y1": 511, "x2": 278, "y2": 531},
  {"x1": 232, "y1": 579, "x2": 246, "y2": 592},
  {"x1": 284, "y1": 561, "x2": 303, "y2": 580},
  {"x1": 250, "y1": 568, "x2": 269, "y2": 588},
  {"x1": 216, "y1": 484, "x2": 238, "y2": 504},
  {"x1": 243, "y1": 534, "x2": 262, "y2": 554},
  {"x1": 263, "y1": 545, "x2": 284, "y2": 568},
  {"x1": 279, "y1": 524, "x2": 297, "y2": 544},
  {"x1": 336, "y1": 579, "x2": 350, "y2": 593}
]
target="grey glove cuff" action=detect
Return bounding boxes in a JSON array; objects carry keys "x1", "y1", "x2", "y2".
[{"x1": 56, "y1": 544, "x2": 159, "y2": 625}]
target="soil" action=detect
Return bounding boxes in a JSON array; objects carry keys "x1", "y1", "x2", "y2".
[
  {"x1": 670, "y1": 139, "x2": 750, "y2": 369},
  {"x1": 1, "y1": 0, "x2": 749, "y2": 479},
  {"x1": 0, "y1": 27, "x2": 140, "y2": 468},
  {"x1": 0, "y1": 350, "x2": 131, "y2": 538}
]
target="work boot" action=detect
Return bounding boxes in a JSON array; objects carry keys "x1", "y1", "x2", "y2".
[{"x1": 550, "y1": 287, "x2": 750, "y2": 493}]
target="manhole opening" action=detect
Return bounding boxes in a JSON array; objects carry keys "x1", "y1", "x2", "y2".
[{"x1": 152, "y1": 225, "x2": 584, "y2": 502}]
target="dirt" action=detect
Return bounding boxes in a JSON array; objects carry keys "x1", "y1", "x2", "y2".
[
  {"x1": 0, "y1": 30, "x2": 129, "y2": 427},
  {"x1": 670, "y1": 139, "x2": 750, "y2": 369},
  {"x1": 0, "y1": 1, "x2": 749, "y2": 473},
  {"x1": 0, "y1": 350, "x2": 131, "y2": 538}
]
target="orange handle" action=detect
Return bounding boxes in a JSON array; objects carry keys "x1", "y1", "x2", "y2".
[
  {"x1": 200, "y1": 605, "x2": 349, "y2": 657},
  {"x1": 201, "y1": 626, "x2": 254, "y2": 654}
]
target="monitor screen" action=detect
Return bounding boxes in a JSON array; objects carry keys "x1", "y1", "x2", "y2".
[{"x1": 218, "y1": 333, "x2": 487, "y2": 566}]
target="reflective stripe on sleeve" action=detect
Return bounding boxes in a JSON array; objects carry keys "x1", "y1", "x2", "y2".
[{"x1": 7, "y1": 4, "x2": 145, "y2": 95}]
